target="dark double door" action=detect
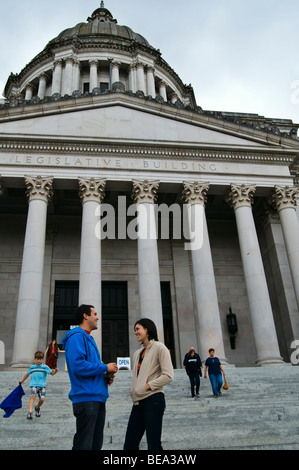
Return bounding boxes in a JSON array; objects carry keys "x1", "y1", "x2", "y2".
[
  {"x1": 53, "y1": 280, "x2": 176, "y2": 367},
  {"x1": 53, "y1": 281, "x2": 129, "y2": 363}
]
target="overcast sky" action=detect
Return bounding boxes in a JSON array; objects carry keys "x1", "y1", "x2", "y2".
[{"x1": 0, "y1": 0, "x2": 299, "y2": 123}]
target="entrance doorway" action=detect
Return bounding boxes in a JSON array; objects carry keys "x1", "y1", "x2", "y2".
[
  {"x1": 101, "y1": 281, "x2": 129, "y2": 363},
  {"x1": 52, "y1": 280, "x2": 175, "y2": 366},
  {"x1": 52, "y1": 280, "x2": 129, "y2": 362}
]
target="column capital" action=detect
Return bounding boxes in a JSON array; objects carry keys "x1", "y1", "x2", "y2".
[
  {"x1": 226, "y1": 183, "x2": 256, "y2": 210},
  {"x1": 131, "y1": 179, "x2": 159, "y2": 204},
  {"x1": 78, "y1": 177, "x2": 106, "y2": 204},
  {"x1": 25, "y1": 175, "x2": 53, "y2": 203},
  {"x1": 272, "y1": 185, "x2": 299, "y2": 212},
  {"x1": 53, "y1": 59, "x2": 63, "y2": 68},
  {"x1": 38, "y1": 72, "x2": 48, "y2": 80},
  {"x1": 65, "y1": 56, "x2": 75, "y2": 65},
  {"x1": 88, "y1": 59, "x2": 98, "y2": 67},
  {"x1": 182, "y1": 181, "x2": 209, "y2": 205}
]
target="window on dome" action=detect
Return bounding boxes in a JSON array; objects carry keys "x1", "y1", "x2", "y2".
[
  {"x1": 83, "y1": 82, "x2": 90, "y2": 93},
  {"x1": 100, "y1": 82, "x2": 109, "y2": 92}
]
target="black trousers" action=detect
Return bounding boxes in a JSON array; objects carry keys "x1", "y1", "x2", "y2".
[
  {"x1": 72, "y1": 401, "x2": 106, "y2": 450},
  {"x1": 124, "y1": 392, "x2": 166, "y2": 450}
]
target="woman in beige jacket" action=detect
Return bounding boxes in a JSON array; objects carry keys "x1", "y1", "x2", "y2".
[{"x1": 123, "y1": 318, "x2": 174, "y2": 450}]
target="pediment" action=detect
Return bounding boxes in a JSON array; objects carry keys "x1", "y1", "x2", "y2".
[{"x1": 0, "y1": 100, "x2": 294, "y2": 150}]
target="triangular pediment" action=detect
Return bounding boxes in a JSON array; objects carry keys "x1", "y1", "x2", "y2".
[{"x1": 0, "y1": 98, "x2": 296, "y2": 150}]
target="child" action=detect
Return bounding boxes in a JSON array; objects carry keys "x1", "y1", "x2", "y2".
[{"x1": 19, "y1": 351, "x2": 58, "y2": 419}]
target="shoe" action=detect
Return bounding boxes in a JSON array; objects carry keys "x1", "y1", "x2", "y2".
[
  {"x1": 196, "y1": 393, "x2": 200, "y2": 397},
  {"x1": 219, "y1": 391, "x2": 222, "y2": 396},
  {"x1": 27, "y1": 412, "x2": 33, "y2": 420},
  {"x1": 35, "y1": 406, "x2": 41, "y2": 417},
  {"x1": 214, "y1": 395, "x2": 218, "y2": 398}
]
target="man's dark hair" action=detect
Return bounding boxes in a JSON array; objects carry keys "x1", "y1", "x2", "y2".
[
  {"x1": 134, "y1": 318, "x2": 159, "y2": 341},
  {"x1": 75, "y1": 304, "x2": 94, "y2": 325}
]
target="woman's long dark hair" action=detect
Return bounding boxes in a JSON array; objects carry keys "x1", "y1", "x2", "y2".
[{"x1": 134, "y1": 318, "x2": 159, "y2": 341}]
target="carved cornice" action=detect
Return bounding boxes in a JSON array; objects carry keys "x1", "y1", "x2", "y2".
[
  {"x1": 181, "y1": 181, "x2": 209, "y2": 205},
  {"x1": 25, "y1": 175, "x2": 53, "y2": 203},
  {"x1": 78, "y1": 177, "x2": 106, "y2": 203},
  {"x1": 226, "y1": 183, "x2": 256, "y2": 209},
  {"x1": 272, "y1": 185, "x2": 299, "y2": 211},
  {"x1": 0, "y1": 139, "x2": 296, "y2": 165},
  {"x1": 131, "y1": 179, "x2": 159, "y2": 204}
]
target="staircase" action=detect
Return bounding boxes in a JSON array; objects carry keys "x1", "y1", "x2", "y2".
[{"x1": 0, "y1": 365, "x2": 299, "y2": 450}]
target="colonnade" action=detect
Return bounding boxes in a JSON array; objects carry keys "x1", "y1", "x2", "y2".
[
  {"x1": 0, "y1": 176, "x2": 298, "y2": 367},
  {"x1": 24, "y1": 57, "x2": 176, "y2": 102}
]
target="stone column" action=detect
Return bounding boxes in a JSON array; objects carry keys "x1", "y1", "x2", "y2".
[
  {"x1": 170, "y1": 92, "x2": 178, "y2": 104},
  {"x1": 72, "y1": 60, "x2": 81, "y2": 92},
  {"x1": 146, "y1": 66, "x2": 156, "y2": 97},
  {"x1": 111, "y1": 61, "x2": 120, "y2": 85},
  {"x1": 52, "y1": 59, "x2": 63, "y2": 95},
  {"x1": 131, "y1": 179, "x2": 164, "y2": 342},
  {"x1": 128, "y1": 63, "x2": 136, "y2": 92},
  {"x1": 89, "y1": 60, "x2": 98, "y2": 92},
  {"x1": 11, "y1": 176, "x2": 53, "y2": 367},
  {"x1": 37, "y1": 73, "x2": 47, "y2": 99},
  {"x1": 272, "y1": 185, "x2": 299, "y2": 309},
  {"x1": 24, "y1": 83, "x2": 33, "y2": 101},
  {"x1": 158, "y1": 81, "x2": 167, "y2": 101},
  {"x1": 226, "y1": 184, "x2": 283, "y2": 366},
  {"x1": 182, "y1": 182, "x2": 226, "y2": 361},
  {"x1": 64, "y1": 57, "x2": 74, "y2": 95},
  {"x1": 78, "y1": 177, "x2": 106, "y2": 350},
  {"x1": 136, "y1": 62, "x2": 145, "y2": 93}
]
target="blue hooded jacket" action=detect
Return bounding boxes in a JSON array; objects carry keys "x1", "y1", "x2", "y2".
[{"x1": 62, "y1": 327, "x2": 108, "y2": 404}]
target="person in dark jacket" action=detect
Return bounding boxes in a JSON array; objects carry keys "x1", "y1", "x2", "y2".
[
  {"x1": 184, "y1": 348, "x2": 202, "y2": 398},
  {"x1": 62, "y1": 304, "x2": 118, "y2": 450}
]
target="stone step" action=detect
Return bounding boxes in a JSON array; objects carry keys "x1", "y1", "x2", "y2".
[{"x1": 0, "y1": 366, "x2": 298, "y2": 450}]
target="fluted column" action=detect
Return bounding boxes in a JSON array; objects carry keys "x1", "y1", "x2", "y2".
[
  {"x1": 72, "y1": 60, "x2": 81, "y2": 91},
  {"x1": 272, "y1": 185, "x2": 299, "y2": 308},
  {"x1": 226, "y1": 184, "x2": 283, "y2": 366},
  {"x1": 111, "y1": 61, "x2": 120, "y2": 85},
  {"x1": 136, "y1": 62, "x2": 146, "y2": 93},
  {"x1": 89, "y1": 60, "x2": 98, "y2": 92},
  {"x1": 158, "y1": 81, "x2": 167, "y2": 101},
  {"x1": 78, "y1": 177, "x2": 106, "y2": 350},
  {"x1": 11, "y1": 176, "x2": 53, "y2": 367},
  {"x1": 170, "y1": 92, "x2": 178, "y2": 104},
  {"x1": 128, "y1": 63, "x2": 136, "y2": 92},
  {"x1": 24, "y1": 83, "x2": 33, "y2": 100},
  {"x1": 52, "y1": 59, "x2": 63, "y2": 95},
  {"x1": 131, "y1": 179, "x2": 164, "y2": 342},
  {"x1": 64, "y1": 57, "x2": 74, "y2": 95},
  {"x1": 37, "y1": 73, "x2": 47, "y2": 99},
  {"x1": 182, "y1": 182, "x2": 226, "y2": 361},
  {"x1": 146, "y1": 66, "x2": 156, "y2": 97}
]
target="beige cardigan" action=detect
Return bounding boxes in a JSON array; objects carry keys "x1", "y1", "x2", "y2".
[{"x1": 130, "y1": 340, "x2": 174, "y2": 404}]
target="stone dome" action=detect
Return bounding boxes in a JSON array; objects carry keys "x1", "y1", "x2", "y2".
[{"x1": 47, "y1": 3, "x2": 152, "y2": 49}]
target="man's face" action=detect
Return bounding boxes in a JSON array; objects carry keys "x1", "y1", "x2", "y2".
[{"x1": 85, "y1": 307, "x2": 99, "y2": 332}]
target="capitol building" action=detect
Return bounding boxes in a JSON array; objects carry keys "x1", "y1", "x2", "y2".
[{"x1": 0, "y1": 2, "x2": 299, "y2": 368}]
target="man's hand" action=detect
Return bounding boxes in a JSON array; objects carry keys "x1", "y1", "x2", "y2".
[{"x1": 107, "y1": 362, "x2": 118, "y2": 373}]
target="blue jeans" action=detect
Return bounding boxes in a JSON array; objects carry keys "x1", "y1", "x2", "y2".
[
  {"x1": 72, "y1": 401, "x2": 106, "y2": 450},
  {"x1": 124, "y1": 392, "x2": 166, "y2": 450},
  {"x1": 209, "y1": 373, "x2": 223, "y2": 396}
]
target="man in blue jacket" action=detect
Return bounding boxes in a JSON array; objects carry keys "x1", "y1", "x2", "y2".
[{"x1": 62, "y1": 304, "x2": 118, "y2": 450}]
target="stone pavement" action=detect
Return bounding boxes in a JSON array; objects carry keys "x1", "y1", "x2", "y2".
[{"x1": 0, "y1": 365, "x2": 299, "y2": 451}]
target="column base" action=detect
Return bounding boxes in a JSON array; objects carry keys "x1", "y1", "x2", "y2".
[
  {"x1": 255, "y1": 356, "x2": 285, "y2": 367},
  {"x1": 10, "y1": 361, "x2": 32, "y2": 369}
]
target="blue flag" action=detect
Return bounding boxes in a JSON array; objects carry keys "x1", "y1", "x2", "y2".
[{"x1": 0, "y1": 384, "x2": 25, "y2": 418}]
